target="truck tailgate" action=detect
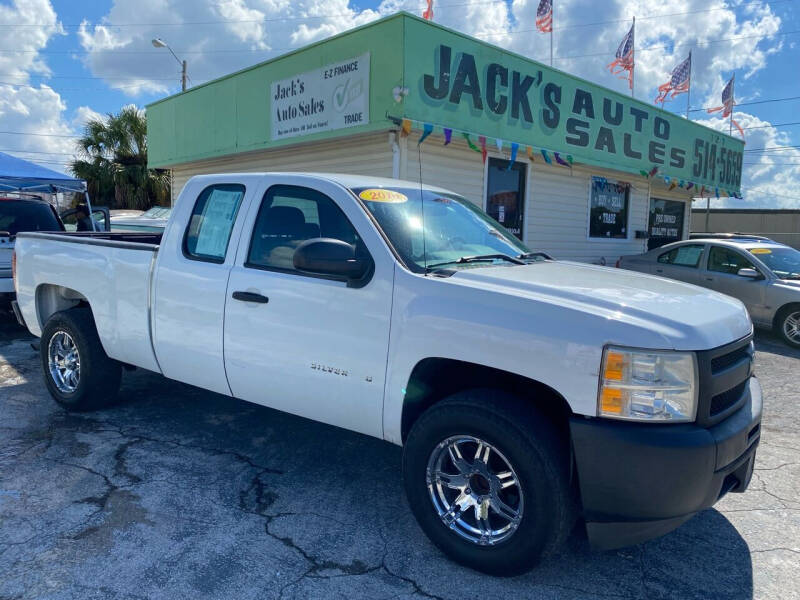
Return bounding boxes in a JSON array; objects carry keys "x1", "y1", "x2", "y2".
[{"x1": 14, "y1": 232, "x2": 161, "y2": 373}]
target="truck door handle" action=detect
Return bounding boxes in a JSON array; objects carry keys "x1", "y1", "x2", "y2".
[
  {"x1": 232, "y1": 291, "x2": 269, "y2": 304},
  {"x1": 705, "y1": 277, "x2": 714, "y2": 282}
]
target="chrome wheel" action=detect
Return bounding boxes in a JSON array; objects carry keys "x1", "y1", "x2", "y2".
[
  {"x1": 426, "y1": 435, "x2": 523, "y2": 546},
  {"x1": 783, "y1": 311, "x2": 800, "y2": 344},
  {"x1": 48, "y1": 331, "x2": 81, "y2": 393}
]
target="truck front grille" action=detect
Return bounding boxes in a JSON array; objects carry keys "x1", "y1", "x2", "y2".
[{"x1": 695, "y1": 335, "x2": 753, "y2": 427}]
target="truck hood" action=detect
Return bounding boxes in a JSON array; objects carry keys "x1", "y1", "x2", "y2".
[{"x1": 451, "y1": 260, "x2": 752, "y2": 351}]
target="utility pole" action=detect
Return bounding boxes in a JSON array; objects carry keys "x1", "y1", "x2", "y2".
[
  {"x1": 181, "y1": 60, "x2": 187, "y2": 92},
  {"x1": 152, "y1": 38, "x2": 188, "y2": 93}
]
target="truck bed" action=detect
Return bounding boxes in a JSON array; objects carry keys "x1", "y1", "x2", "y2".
[{"x1": 14, "y1": 231, "x2": 164, "y2": 374}]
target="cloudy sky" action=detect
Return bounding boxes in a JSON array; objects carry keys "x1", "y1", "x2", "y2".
[{"x1": 1, "y1": 0, "x2": 798, "y2": 207}]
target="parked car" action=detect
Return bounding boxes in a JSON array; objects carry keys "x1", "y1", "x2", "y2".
[
  {"x1": 110, "y1": 206, "x2": 171, "y2": 232},
  {"x1": 619, "y1": 238, "x2": 800, "y2": 347},
  {"x1": 12, "y1": 173, "x2": 761, "y2": 575},
  {"x1": 0, "y1": 197, "x2": 65, "y2": 301}
]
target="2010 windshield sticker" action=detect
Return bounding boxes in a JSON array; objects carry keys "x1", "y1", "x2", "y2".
[
  {"x1": 750, "y1": 248, "x2": 772, "y2": 255},
  {"x1": 358, "y1": 189, "x2": 408, "y2": 203}
]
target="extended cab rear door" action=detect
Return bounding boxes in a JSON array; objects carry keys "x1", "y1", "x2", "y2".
[
  {"x1": 152, "y1": 179, "x2": 252, "y2": 395},
  {"x1": 223, "y1": 175, "x2": 394, "y2": 438}
]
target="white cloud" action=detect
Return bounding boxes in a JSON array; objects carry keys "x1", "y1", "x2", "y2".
[{"x1": 0, "y1": 0, "x2": 78, "y2": 173}]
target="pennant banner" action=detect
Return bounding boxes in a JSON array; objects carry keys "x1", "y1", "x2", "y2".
[
  {"x1": 479, "y1": 135, "x2": 487, "y2": 163},
  {"x1": 400, "y1": 118, "x2": 412, "y2": 137},
  {"x1": 443, "y1": 128, "x2": 452, "y2": 145},
  {"x1": 418, "y1": 123, "x2": 433, "y2": 145},
  {"x1": 526, "y1": 146, "x2": 535, "y2": 162},
  {"x1": 540, "y1": 149, "x2": 552, "y2": 164},
  {"x1": 507, "y1": 142, "x2": 519, "y2": 169},
  {"x1": 463, "y1": 133, "x2": 480, "y2": 153},
  {"x1": 554, "y1": 152, "x2": 569, "y2": 167}
]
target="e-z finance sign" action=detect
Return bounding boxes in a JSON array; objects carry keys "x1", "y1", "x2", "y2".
[
  {"x1": 403, "y1": 22, "x2": 743, "y2": 192},
  {"x1": 271, "y1": 53, "x2": 370, "y2": 141}
]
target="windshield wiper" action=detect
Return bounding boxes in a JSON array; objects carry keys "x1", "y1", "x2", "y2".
[
  {"x1": 518, "y1": 251, "x2": 552, "y2": 261},
  {"x1": 426, "y1": 253, "x2": 525, "y2": 271}
]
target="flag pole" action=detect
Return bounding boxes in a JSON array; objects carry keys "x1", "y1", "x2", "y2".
[
  {"x1": 685, "y1": 50, "x2": 692, "y2": 119},
  {"x1": 630, "y1": 17, "x2": 635, "y2": 98},
  {"x1": 729, "y1": 72, "x2": 735, "y2": 136},
  {"x1": 550, "y1": 2, "x2": 554, "y2": 67}
]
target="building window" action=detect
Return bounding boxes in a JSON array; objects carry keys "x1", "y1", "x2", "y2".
[
  {"x1": 648, "y1": 198, "x2": 686, "y2": 250},
  {"x1": 589, "y1": 177, "x2": 629, "y2": 239},
  {"x1": 183, "y1": 184, "x2": 245, "y2": 263},
  {"x1": 485, "y1": 158, "x2": 526, "y2": 241}
]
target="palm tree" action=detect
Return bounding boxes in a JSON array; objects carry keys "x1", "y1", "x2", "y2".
[{"x1": 70, "y1": 106, "x2": 170, "y2": 210}]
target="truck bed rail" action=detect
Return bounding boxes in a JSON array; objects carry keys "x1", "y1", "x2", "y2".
[{"x1": 16, "y1": 231, "x2": 162, "y2": 250}]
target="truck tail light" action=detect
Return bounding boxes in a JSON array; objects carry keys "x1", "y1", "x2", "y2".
[{"x1": 615, "y1": 258, "x2": 621, "y2": 268}]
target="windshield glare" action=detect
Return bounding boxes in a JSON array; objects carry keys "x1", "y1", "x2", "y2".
[
  {"x1": 748, "y1": 246, "x2": 800, "y2": 280},
  {"x1": 352, "y1": 187, "x2": 534, "y2": 272}
]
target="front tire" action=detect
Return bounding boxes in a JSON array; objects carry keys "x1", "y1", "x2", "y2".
[
  {"x1": 40, "y1": 308, "x2": 122, "y2": 411},
  {"x1": 402, "y1": 389, "x2": 575, "y2": 576},
  {"x1": 775, "y1": 305, "x2": 800, "y2": 349}
]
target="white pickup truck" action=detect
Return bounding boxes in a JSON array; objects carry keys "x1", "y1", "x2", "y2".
[{"x1": 12, "y1": 173, "x2": 762, "y2": 575}]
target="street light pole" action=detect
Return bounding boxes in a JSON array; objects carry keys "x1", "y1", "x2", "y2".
[{"x1": 152, "y1": 38, "x2": 187, "y2": 92}]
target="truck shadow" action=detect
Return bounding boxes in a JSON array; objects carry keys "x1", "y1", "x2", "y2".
[{"x1": 0, "y1": 340, "x2": 755, "y2": 600}]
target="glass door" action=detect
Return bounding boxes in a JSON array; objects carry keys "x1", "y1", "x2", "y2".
[{"x1": 485, "y1": 158, "x2": 526, "y2": 241}]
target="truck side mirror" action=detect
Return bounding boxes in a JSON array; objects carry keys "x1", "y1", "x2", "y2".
[
  {"x1": 293, "y1": 238, "x2": 373, "y2": 287},
  {"x1": 737, "y1": 268, "x2": 763, "y2": 280}
]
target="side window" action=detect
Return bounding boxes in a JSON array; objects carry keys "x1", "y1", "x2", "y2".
[
  {"x1": 246, "y1": 185, "x2": 362, "y2": 273},
  {"x1": 708, "y1": 246, "x2": 754, "y2": 275},
  {"x1": 657, "y1": 244, "x2": 704, "y2": 267},
  {"x1": 183, "y1": 184, "x2": 245, "y2": 263}
]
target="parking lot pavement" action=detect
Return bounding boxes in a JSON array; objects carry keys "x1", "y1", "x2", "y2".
[{"x1": 0, "y1": 318, "x2": 798, "y2": 600}]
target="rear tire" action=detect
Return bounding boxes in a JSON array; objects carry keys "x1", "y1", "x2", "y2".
[
  {"x1": 402, "y1": 389, "x2": 575, "y2": 576},
  {"x1": 40, "y1": 308, "x2": 122, "y2": 411},
  {"x1": 775, "y1": 305, "x2": 800, "y2": 349}
]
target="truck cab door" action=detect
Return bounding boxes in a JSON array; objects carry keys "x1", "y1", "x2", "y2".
[
  {"x1": 223, "y1": 177, "x2": 394, "y2": 438},
  {"x1": 152, "y1": 181, "x2": 251, "y2": 395},
  {"x1": 60, "y1": 206, "x2": 111, "y2": 231}
]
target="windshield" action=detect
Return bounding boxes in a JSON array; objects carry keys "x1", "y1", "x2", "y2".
[
  {"x1": 748, "y1": 246, "x2": 800, "y2": 280},
  {"x1": 0, "y1": 200, "x2": 63, "y2": 235},
  {"x1": 352, "y1": 186, "x2": 538, "y2": 272}
]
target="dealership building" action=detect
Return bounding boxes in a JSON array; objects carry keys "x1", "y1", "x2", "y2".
[{"x1": 147, "y1": 12, "x2": 743, "y2": 264}]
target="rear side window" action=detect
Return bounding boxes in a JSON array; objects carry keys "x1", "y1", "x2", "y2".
[
  {"x1": 657, "y1": 244, "x2": 704, "y2": 267},
  {"x1": 0, "y1": 200, "x2": 63, "y2": 235},
  {"x1": 183, "y1": 184, "x2": 245, "y2": 263}
]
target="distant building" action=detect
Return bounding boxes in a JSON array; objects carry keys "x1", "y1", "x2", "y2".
[{"x1": 691, "y1": 208, "x2": 800, "y2": 250}]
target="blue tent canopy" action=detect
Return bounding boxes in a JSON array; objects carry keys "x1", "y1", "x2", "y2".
[{"x1": 0, "y1": 151, "x2": 86, "y2": 193}]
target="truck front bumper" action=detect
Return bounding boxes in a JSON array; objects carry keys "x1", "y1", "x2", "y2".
[{"x1": 570, "y1": 376, "x2": 762, "y2": 550}]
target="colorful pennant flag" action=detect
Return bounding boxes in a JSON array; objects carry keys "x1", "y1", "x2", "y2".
[
  {"x1": 418, "y1": 123, "x2": 433, "y2": 145},
  {"x1": 715, "y1": 187, "x2": 720, "y2": 198},
  {"x1": 607, "y1": 20, "x2": 635, "y2": 90},
  {"x1": 540, "y1": 149, "x2": 552, "y2": 164},
  {"x1": 655, "y1": 52, "x2": 691, "y2": 105},
  {"x1": 463, "y1": 133, "x2": 480, "y2": 153},
  {"x1": 639, "y1": 169, "x2": 649, "y2": 177},
  {"x1": 686, "y1": 182, "x2": 694, "y2": 191},
  {"x1": 554, "y1": 152, "x2": 569, "y2": 167},
  {"x1": 423, "y1": 0, "x2": 434, "y2": 20},
  {"x1": 496, "y1": 138, "x2": 504, "y2": 153},
  {"x1": 648, "y1": 165, "x2": 659, "y2": 177},
  {"x1": 507, "y1": 143, "x2": 519, "y2": 169},
  {"x1": 400, "y1": 118, "x2": 412, "y2": 137},
  {"x1": 700, "y1": 185, "x2": 706, "y2": 196},
  {"x1": 566, "y1": 154, "x2": 574, "y2": 165},
  {"x1": 479, "y1": 135, "x2": 487, "y2": 163},
  {"x1": 526, "y1": 146, "x2": 535, "y2": 162},
  {"x1": 443, "y1": 128, "x2": 453, "y2": 145},
  {"x1": 669, "y1": 180, "x2": 678, "y2": 190},
  {"x1": 536, "y1": 0, "x2": 553, "y2": 33},
  {"x1": 707, "y1": 75, "x2": 744, "y2": 138}
]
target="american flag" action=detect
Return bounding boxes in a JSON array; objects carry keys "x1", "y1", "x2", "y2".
[
  {"x1": 606, "y1": 22, "x2": 634, "y2": 89},
  {"x1": 422, "y1": 0, "x2": 433, "y2": 20},
  {"x1": 655, "y1": 53, "x2": 691, "y2": 104},
  {"x1": 707, "y1": 75, "x2": 744, "y2": 137},
  {"x1": 536, "y1": 0, "x2": 553, "y2": 33}
]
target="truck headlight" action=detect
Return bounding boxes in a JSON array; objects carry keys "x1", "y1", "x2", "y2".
[{"x1": 598, "y1": 346, "x2": 698, "y2": 422}]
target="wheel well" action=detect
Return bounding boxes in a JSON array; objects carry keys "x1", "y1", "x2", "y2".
[
  {"x1": 36, "y1": 284, "x2": 90, "y2": 330},
  {"x1": 773, "y1": 302, "x2": 800, "y2": 329},
  {"x1": 400, "y1": 358, "x2": 573, "y2": 443}
]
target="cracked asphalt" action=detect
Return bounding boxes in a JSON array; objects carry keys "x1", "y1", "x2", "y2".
[{"x1": 1, "y1": 314, "x2": 798, "y2": 600}]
